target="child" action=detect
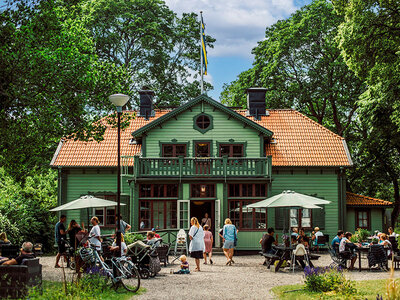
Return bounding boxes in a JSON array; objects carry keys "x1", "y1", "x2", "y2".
[{"x1": 174, "y1": 255, "x2": 190, "y2": 274}]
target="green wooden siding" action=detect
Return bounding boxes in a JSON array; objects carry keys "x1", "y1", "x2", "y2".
[
  {"x1": 145, "y1": 102, "x2": 262, "y2": 158},
  {"x1": 271, "y1": 169, "x2": 339, "y2": 239},
  {"x1": 346, "y1": 208, "x2": 384, "y2": 233},
  {"x1": 63, "y1": 169, "x2": 131, "y2": 233}
]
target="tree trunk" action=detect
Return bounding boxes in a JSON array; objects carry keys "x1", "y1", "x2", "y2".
[{"x1": 391, "y1": 179, "x2": 400, "y2": 228}]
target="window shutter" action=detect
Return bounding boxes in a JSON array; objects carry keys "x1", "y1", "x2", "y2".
[{"x1": 312, "y1": 206, "x2": 325, "y2": 230}]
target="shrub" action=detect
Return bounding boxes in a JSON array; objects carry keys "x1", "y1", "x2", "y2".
[
  {"x1": 304, "y1": 266, "x2": 356, "y2": 294},
  {"x1": 124, "y1": 233, "x2": 144, "y2": 245}
]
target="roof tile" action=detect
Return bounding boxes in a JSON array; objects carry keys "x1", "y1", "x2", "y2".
[{"x1": 346, "y1": 192, "x2": 392, "y2": 206}]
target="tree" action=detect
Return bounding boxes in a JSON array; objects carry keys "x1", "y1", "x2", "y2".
[
  {"x1": 334, "y1": 0, "x2": 400, "y2": 225},
  {"x1": 221, "y1": 0, "x2": 364, "y2": 137},
  {"x1": 0, "y1": 0, "x2": 130, "y2": 179},
  {"x1": 85, "y1": 0, "x2": 215, "y2": 107},
  {"x1": 0, "y1": 167, "x2": 57, "y2": 251}
]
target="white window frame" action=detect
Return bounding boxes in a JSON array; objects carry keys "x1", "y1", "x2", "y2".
[{"x1": 177, "y1": 200, "x2": 190, "y2": 229}]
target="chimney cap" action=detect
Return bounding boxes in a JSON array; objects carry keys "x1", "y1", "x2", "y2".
[
  {"x1": 246, "y1": 87, "x2": 267, "y2": 93},
  {"x1": 139, "y1": 90, "x2": 155, "y2": 95}
]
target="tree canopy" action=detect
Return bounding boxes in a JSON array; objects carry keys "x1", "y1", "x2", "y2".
[
  {"x1": 333, "y1": 0, "x2": 400, "y2": 225},
  {"x1": 221, "y1": 0, "x2": 364, "y2": 137},
  {"x1": 0, "y1": 0, "x2": 214, "y2": 179}
]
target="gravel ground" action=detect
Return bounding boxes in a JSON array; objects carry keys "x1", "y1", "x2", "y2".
[{"x1": 39, "y1": 253, "x2": 400, "y2": 299}]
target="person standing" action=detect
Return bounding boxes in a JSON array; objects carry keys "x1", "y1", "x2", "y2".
[
  {"x1": 222, "y1": 218, "x2": 238, "y2": 266},
  {"x1": 89, "y1": 217, "x2": 102, "y2": 252},
  {"x1": 189, "y1": 217, "x2": 205, "y2": 272},
  {"x1": 67, "y1": 220, "x2": 84, "y2": 250},
  {"x1": 115, "y1": 216, "x2": 131, "y2": 235},
  {"x1": 201, "y1": 213, "x2": 212, "y2": 228},
  {"x1": 55, "y1": 215, "x2": 67, "y2": 268},
  {"x1": 203, "y1": 224, "x2": 213, "y2": 264}
]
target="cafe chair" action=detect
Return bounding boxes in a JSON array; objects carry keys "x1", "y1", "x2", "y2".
[
  {"x1": 291, "y1": 244, "x2": 310, "y2": 272},
  {"x1": 368, "y1": 244, "x2": 388, "y2": 271}
]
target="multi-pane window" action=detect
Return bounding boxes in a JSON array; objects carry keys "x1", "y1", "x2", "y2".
[
  {"x1": 162, "y1": 144, "x2": 187, "y2": 157},
  {"x1": 228, "y1": 200, "x2": 266, "y2": 230},
  {"x1": 93, "y1": 207, "x2": 116, "y2": 227},
  {"x1": 290, "y1": 209, "x2": 312, "y2": 229},
  {"x1": 191, "y1": 184, "x2": 215, "y2": 198},
  {"x1": 139, "y1": 184, "x2": 178, "y2": 198},
  {"x1": 139, "y1": 200, "x2": 177, "y2": 230},
  {"x1": 219, "y1": 144, "x2": 244, "y2": 157},
  {"x1": 228, "y1": 184, "x2": 266, "y2": 197},
  {"x1": 356, "y1": 210, "x2": 369, "y2": 229}
]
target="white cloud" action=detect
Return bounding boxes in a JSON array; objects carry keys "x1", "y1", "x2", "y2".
[{"x1": 165, "y1": 0, "x2": 300, "y2": 58}]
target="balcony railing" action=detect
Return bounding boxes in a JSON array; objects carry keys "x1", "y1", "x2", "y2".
[{"x1": 122, "y1": 156, "x2": 272, "y2": 180}]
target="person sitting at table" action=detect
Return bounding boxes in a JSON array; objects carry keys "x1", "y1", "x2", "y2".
[
  {"x1": 260, "y1": 227, "x2": 278, "y2": 254},
  {"x1": 311, "y1": 227, "x2": 324, "y2": 247},
  {"x1": 339, "y1": 232, "x2": 358, "y2": 270},
  {"x1": 331, "y1": 230, "x2": 344, "y2": 253},
  {"x1": 109, "y1": 234, "x2": 128, "y2": 257},
  {"x1": 0, "y1": 242, "x2": 35, "y2": 265},
  {"x1": 379, "y1": 233, "x2": 392, "y2": 256},
  {"x1": 146, "y1": 231, "x2": 161, "y2": 247},
  {"x1": 388, "y1": 227, "x2": 397, "y2": 237},
  {"x1": 291, "y1": 228, "x2": 299, "y2": 244},
  {"x1": 297, "y1": 229, "x2": 309, "y2": 248},
  {"x1": 0, "y1": 232, "x2": 11, "y2": 245}
]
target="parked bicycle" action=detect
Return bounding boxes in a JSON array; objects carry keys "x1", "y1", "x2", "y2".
[{"x1": 79, "y1": 243, "x2": 140, "y2": 292}]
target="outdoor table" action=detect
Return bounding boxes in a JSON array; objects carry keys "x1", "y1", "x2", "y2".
[
  {"x1": 272, "y1": 245, "x2": 314, "y2": 272},
  {"x1": 356, "y1": 246, "x2": 369, "y2": 272}
]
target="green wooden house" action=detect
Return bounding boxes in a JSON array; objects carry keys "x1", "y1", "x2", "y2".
[{"x1": 50, "y1": 89, "x2": 391, "y2": 249}]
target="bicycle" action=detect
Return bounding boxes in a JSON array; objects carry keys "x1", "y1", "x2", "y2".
[{"x1": 79, "y1": 243, "x2": 140, "y2": 293}]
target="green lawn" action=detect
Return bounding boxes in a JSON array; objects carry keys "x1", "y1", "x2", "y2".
[
  {"x1": 28, "y1": 280, "x2": 146, "y2": 300},
  {"x1": 271, "y1": 279, "x2": 387, "y2": 300}
]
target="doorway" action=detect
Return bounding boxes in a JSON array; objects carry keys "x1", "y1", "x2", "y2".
[{"x1": 190, "y1": 200, "x2": 215, "y2": 244}]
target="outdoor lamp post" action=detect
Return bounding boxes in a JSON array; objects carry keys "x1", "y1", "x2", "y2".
[{"x1": 109, "y1": 94, "x2": 129, "y2": 257}]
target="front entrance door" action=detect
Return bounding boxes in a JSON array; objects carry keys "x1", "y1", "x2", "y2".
[
  {"x1": 194, "y1": 142, "x2": 211, "y2": 175},
  {"x1": 190, "y1": 200, "x2": 215, "y2": 245}
]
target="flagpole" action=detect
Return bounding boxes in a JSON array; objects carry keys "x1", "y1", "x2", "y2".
[{"x1": 200, "y1": 11, "x2": 204, "y2": 94}]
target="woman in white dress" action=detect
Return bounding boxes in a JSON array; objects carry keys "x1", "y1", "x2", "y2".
[{"x1": 189, "y1": 217, "x2": 205, "y2": 272}]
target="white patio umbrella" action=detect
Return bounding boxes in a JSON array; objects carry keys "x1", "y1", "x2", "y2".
[
  {"x1": 246, "y1": 190, "x2": 331, "y2": 246},
  {"x1": 50, "y1": 195, "x2": 126, "y2": 227},
  {"x1": 50, "y1": 195, "x2": 125, "y2": 211}
]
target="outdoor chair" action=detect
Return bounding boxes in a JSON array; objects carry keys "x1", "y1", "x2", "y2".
[
  {"x1": 155, "y1": 243, "x2": 170, "y2": 267},
  {"x1": 314, "y1": 234, "x2": 329, "y2": 252},
  {"x1": 291, "y1": 244, "x2": 310, "y2": 272},
  {"x1": 259, "y1": 250, "x2": 280, "y2": 269},
  {"x1": 328, "y1": 244, "x2": 346, "y2": 268},
  {"x1": 0, "y1": 244, "x2": 20, "y2": 259},
  {"x1": 389, "y1": 237, "x2": 398, "y2": 255},
  {"x1": 0, "y1": 258, "x2": 42, "y2": 299},
  {"x1": 368, "y1": 244, "x2": 388, "y2": 271}
]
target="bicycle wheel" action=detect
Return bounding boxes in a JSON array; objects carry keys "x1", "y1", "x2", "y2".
[{"x1": 119, "y1": 260, "x2": 140, "y2": 293}]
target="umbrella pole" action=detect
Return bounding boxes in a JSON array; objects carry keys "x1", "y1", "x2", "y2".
[{"x1": 87, "y1": 208, "x2": 89, "y2": 230}]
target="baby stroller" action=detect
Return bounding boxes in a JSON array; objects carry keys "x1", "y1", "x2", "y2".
[{"x1": 127, "y1": 238, "x2": 162, "y2": 279}]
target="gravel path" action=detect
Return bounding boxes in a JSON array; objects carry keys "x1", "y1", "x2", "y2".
[{"x1": 39, "y1": 253, "x2": 400, "y2": 299}]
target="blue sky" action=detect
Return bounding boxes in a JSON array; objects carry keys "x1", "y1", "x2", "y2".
[{"x1": 166, "y1": 0, "x2": 312, "y2": 100}]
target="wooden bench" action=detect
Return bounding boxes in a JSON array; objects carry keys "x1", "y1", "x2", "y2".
[
  {"x1": 0, "y1": 258, "x2": 42, "y2": 298},
  {"x1": 259, "y1": 251, "x2": 280, "y2": 269}
]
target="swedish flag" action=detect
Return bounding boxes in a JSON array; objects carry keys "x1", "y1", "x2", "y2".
[{"x1": 201, "y1": 15, "x2": 208, "y2": 75}]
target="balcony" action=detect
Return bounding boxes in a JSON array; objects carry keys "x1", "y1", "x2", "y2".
[{"x1": 122, "y1": 156, "x2": 272, "y2": 180}]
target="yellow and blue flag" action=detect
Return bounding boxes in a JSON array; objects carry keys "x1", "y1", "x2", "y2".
[{"x1": 201, "y1": 15, "x2": 208, "y2": 75}]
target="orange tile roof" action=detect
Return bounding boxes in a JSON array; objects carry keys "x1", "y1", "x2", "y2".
[
  {"x1": 51, "y1": 108, "x2": 352, "y2": 167},
  {"x1": 346, "y1": 192, "x2": 392, "y2": 206},
  {"x1": 237, "y1": 109, "x2": 352, "y2": 167}
]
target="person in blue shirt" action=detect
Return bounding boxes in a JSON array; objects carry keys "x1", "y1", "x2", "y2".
[
  {"x1": 222, "y1": 218, "x2": 238, "y2": 266},
  {"x1": 331, "y1": 230, "x2": 344, "y2": 252}
]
